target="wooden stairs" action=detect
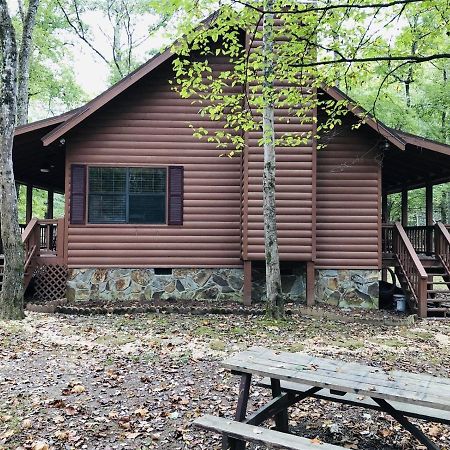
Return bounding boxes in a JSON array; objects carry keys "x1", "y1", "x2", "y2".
[
  {"x1": 389, "y1": 222, "x2": 450, "y2": 319},
  {"x1": 396, "y1": 257, "x2": 450, "y2": 318}
]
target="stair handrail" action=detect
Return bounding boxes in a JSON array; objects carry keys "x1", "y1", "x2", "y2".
[
  {"x1": 21, "y1": 218, "x2": 40, "y2": 283},
  {"x1": 21, "y1": 217, "x2": 39, "y2": 242},
  {"x1": 435, "y1": 222, "x2": 450, "y2": 276},
  {"x1": 393, "y1": 222, "x2": 428, "y2": 318}
]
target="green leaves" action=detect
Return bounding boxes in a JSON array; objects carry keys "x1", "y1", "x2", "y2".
[{"x1": 164, "y1": 0, "x2": 449, "y2": 152}]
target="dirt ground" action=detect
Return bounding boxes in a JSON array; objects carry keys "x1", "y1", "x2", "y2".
[{"x1": 0, "y1": 310, "x2": 449, "y2": 450}]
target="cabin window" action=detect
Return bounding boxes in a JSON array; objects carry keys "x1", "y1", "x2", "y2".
[{"x1": 88, "y1": 167, "x2": 166, "y2": 224}]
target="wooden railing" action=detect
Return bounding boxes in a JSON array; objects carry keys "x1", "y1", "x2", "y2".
[
  {"x1": 392, "y1": 222, "x2": 428, "y2": 318},
  {"x1": 383, "y1": 224, "x2": 440, "y2": 255},
  {"x1": 20, "y1": 218, "x2": 65, "y2": 289},
  {"x1": 20, "y1": 220, "x2": 60, "y2": 252},
  {"x1": 405, "y1": 226, "x2": 434, "y2": 254},
  {"x1": 21, "y1": 219, "x2": 40, "y2": 288},
  {"x1": 435, "y1": 222, "x2": 450, "y2": 277},
  {"x1": 382, "y1": 224, "x2": 394, "y2": 254}
]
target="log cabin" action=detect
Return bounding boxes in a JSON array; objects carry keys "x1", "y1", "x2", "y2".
[{"x1": 11, "y1": 28, "x2": 450, "y2": 318}]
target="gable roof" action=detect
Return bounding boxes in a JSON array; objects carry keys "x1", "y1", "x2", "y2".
[
  {"x1": 23, "y1": 28, "x2": 447, "y2": 155},
  {"x1": 40, "y1": 11, "x2": 221, "y2": 147},
  {"x1": 41, "y1": 48, "x2": 174, "y2": 146}
]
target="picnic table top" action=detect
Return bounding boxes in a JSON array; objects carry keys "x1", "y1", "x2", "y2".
[{"x1": 222, "y1": 347, "x2": 450, "y2": 412}]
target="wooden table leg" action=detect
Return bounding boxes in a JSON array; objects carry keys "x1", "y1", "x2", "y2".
[
  {"x1": 373, "y1": 398, "x2": 441, "y2": 450},
  {"x1": 271, "y1": 378, "x2": 289, "y2": 433},
  {"x1": 224, "y1": 373, "x2": 252, "y2": 450},
  {"x1": 235, "y1": 374, "x2": 252, "y2": 421}
]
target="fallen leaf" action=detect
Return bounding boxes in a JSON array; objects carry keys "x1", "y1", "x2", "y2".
[
  {"x1": 31, "y1": 441, "x2": 49, "y2": 450},
  {"x1": 21, "y1": 418, "x2": 33, "y2": 429},
  {"x1": 71, "y1": 384, "x2": 86, "y2": 394}
]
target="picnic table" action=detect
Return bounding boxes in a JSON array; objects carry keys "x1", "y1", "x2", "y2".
[{"x1": 194, "y1": 347, "x2": 450, "y2": 450}]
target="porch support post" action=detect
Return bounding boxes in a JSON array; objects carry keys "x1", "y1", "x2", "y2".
[
  {"x1": 306, "y1": 262, "x2": 315, "y2": 306},
  {"x1": 401, "y1": 189, "x2": 408, "y2": 226},
  {"x1": 426, "y1": 184, "x2": 433, "y2": 254},
  {"x1": 26, "y1": 185, "x2": 33, "y2": 224},
  {"x1": 46, "y1": 189, "x2": 54, "y2": 219},
  {"x1": 243, "y1": 260, "x2": 252, "y2": 306},
  {"x1": 382, "y1": 193, "x2": 388, "y2": 223}
]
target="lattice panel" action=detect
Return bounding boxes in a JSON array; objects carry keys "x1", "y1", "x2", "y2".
[{"x1": 33, "y1": 264, "x2": 68, "y2": 301}]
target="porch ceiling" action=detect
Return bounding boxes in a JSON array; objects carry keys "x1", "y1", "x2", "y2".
[
  {"x1": 13, "y1": 126, "x2": 65, "y2": 193},
  {"x1": 382, "y1": 144, "x2": 450, "y2": 194}
]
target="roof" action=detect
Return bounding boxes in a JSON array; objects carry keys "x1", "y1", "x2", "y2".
[
  {"x1": 40, "y1": 48, "x2": 174, "y2": 146},
  {"x1": 392, "y1": 129, "x2": 450, "y2": 156},
  {"x1": 323, "y1": 87, "x2": 408, "y2": 151},
  {"x1": 14, "y1": 107, "x2": 81, "y2": 136},
  {"x1": 17, "y1": 28, "x2": 448, "y2": 156}
]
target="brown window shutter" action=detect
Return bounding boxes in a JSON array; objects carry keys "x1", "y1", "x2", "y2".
[
  {"x1": 70, "y1": 164, "x2": 87, "y2": 225},
  {"x1": 168, "y1": 166, "x2": 184, "y2": 225}
]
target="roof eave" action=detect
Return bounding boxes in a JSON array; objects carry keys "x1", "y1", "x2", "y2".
[
  {"x1": 323, "y1": 87, "x2": 407, "y2": 151},
  {"x1": 14, "y1": 108, "x2": 80, "y2": 137}
]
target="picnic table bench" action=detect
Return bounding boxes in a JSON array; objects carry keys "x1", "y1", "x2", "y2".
[{"x1": 194, "y1": 347, "x2": 450, "y2": 450}]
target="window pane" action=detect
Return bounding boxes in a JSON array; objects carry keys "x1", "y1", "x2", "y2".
[
  {"x1": 129, "y1": 194, "x2": 165, "y2": 224},
  {"x1": 88, "y1": 167, "x2": 167, "y2": 224},
  {"x1": 88, "y1": 194, "x2": 126, "y2": 223},
  {"x1": 129, "y1": 168, "x2": 166, "y2": 194},
  {"x1": 89, "y1": 167, "x2": 126, "y2": 193}
]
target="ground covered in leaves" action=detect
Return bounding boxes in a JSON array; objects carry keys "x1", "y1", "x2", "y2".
[{"x1": 0, "y1": 311, "x2": 449, "y2": 450}]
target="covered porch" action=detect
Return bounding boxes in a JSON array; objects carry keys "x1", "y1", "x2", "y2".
[
  {"x1": 12, "y1": 118, "x2": 68, "y2": 294},
  {"x1": 380, "y1": 131, "x2": 450, "y2": 318}
]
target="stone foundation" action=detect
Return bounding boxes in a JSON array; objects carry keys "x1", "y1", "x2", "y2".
[
  {"x1": 315, "y1": 269, "x2": 379, "y2": 309},
  {"x1": 66, "y1": 268, "x2": 244, "y2": 302},
  {"x1": 66, "y1": 266, "x2": 379, "y2": 310},
  {"x1": 251, "y1": 264, "x2": 306, "y2": 303}
]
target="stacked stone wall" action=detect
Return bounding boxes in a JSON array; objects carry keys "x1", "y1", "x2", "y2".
[
  {"x1": 315, "y1": 269, "x2": 379, "y2": 309},
  {"x1": 67, "y1": 268, "x2": 244, "y2": 302},
  {"x1": 66, "y1": 266, "x2": 379, "y2": 309}
]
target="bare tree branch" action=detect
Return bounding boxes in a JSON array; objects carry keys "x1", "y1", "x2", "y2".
[
  {"x1": 292, "y1": 53, "x2": 450, "y2": 68},
  {"x1": 56, "y1": 0, "x2": 110, "y2": 66},
  {"x1": 230, "y1": 0, "x2": 426, "y2": 15}
]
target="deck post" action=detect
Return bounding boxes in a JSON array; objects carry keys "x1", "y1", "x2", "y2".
[
  {"x1": 26, "y1": 185, "x2": 33, "y2": 224},
  {"x1": 382, "y1": 193, "x2": 388, "y2": 223},
  {"x1": 426, "y1": 184, "x2": 433, "y2": 254},
  {"x1": 46, "y1": 189, "x2": 54, "y2": 219},
  {"x1": 306, "y1": 262, "x2": 315, "y2": 306},
  {"x1": 401, "y1": 189, "x2": 408, "y2": 226},
  {"x1": 243, "y1": 260, "x2": 252, "y2": 306}
]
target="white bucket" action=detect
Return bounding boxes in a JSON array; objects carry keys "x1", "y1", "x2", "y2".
[{"x1": 394, "y1": 294, "x2": 406, "y2": 312}]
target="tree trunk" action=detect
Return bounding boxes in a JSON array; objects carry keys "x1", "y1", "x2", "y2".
[
  {"x1": 0, "y1": 1, "x2": 25, "y2": 320},
  {"x1": 262, "y1": 0, "x2": 283, "y2": 319},
  {"x1": 443, "y1": 69, "x2": 447, "y2": 142},
  {"x1": 16, "y1": 0, "x2": 40, "y2": 126}
]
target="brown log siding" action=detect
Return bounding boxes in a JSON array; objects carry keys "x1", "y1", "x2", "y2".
[
  {"x1": 65, "y1": 59, "x2": 243, "y2": 268},
  {"x1": 64, "y1": 54, "x2": 381, "y2": 270},
  {"x1": 316, "y1": 122, "x2": 381, "y2": 269},
  {"x1": 242, "y1": 31, "x2": 315, "y2": 261}
]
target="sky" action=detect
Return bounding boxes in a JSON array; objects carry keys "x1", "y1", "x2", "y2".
[
  {"x1": 66, "y1": 10, "x2": 168, "y2": 97},
  {"x1": 8, "y1": 0, "x2": 168, "y2": 115}
]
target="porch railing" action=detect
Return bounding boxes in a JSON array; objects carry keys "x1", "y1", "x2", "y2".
[
  {"x1": 382, "y1": 223, "x2": 450, "y2": 256},
  {"x1": 435, "y1": 222, "x2": 450, "y2": 276},
  {"x1": 20, "y1": 219, "x2": 63, "y2": 253},
  {"x1": 392, "y1": 222, "x2": 428, "y2": 317}
]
